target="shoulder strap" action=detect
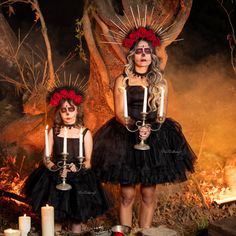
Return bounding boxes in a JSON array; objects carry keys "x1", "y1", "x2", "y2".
[{"x1": 82, "y1": 128, "x2": 89, "y2": 140}]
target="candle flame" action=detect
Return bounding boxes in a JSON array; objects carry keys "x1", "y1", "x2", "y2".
[
  {"x1": 46, "y1": 124, "x2": 48, "y2": 130},
  {"x1": 24, "y1": 214, "x2": 26, "y2": 217}
]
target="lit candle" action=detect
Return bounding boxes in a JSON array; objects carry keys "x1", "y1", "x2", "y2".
[
  {"x1": 41, "y1": 204, "x2": 54, "y2": 236},
  {"x1": 142, "y1": 86, "x2": 148, "y2": 113},
  {"x1": 18, "y1": 214, "x2": 31, "y2": 236},
  {"x1": 4, "y1": 229, "x2": 20, "y2": 236},
  {"x1": 159, "y1": 87, "x2": 165, "y2": 117},
  {"x1": 63, "y1": 127, "x2": 67, "y2": 154},
  {"x1": 45, "y1": 125, "x2": 49, "y2": 157},
  {"x1": 123, "y1": 87, "x2": 128, "y2": 117},
  {"x1": 79, "y1": 127, "x2": 83, "y2": 157}
]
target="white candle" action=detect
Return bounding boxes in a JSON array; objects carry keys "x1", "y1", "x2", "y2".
[
  {"x1": 41, "y1": 204, "x2": 54, "y2": 236},
  {"x1": 159, "y1": 87, "x2": 165, "y2": 117},
  {"x1": 4, "y1": 229, "x2": 20, "y2": 236},
  {"x1": 123, "y1": 87, "x2": 128, "y2": 117},
  {"x1": 63, "y1": 127, "x2": 67, "y2": 154},
  {"x1": 79, "y1": 127, "x2": 83, "y2": 157},
  {"x1": 142, "y1": 86, "x2": 148, "y2": 113},
  {"x1": 18, "y1": 214, "x2": 31, "y2": 236},
  {"x1": 45, "y1": 125, "x2": 49, "y2": 157}
]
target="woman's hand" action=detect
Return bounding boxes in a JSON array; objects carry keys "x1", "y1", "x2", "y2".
[
  {"x1": 83, "y1": 160, "x2": 91, "y2": 169},
  {"x1": 139, "y1": 125, "x2": 151, "y2": 140},
  {"x1": 68, "y1": 163, "x2": 77, "y2": 172}
]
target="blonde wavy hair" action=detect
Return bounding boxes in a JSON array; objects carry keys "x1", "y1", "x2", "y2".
[{"x1": 124, "y1": 40, "x2": 164, "y2": 112}]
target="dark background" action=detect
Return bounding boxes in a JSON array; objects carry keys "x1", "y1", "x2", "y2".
[{"x1": 2, "y1": 0, "x2": 235, "y2": 70}]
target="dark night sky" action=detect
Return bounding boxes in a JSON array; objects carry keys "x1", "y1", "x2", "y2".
[{"x1": 2, "y1": 0, "x2": 235, "y2": 66}]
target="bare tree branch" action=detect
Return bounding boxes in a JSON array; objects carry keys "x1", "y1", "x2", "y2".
[{"x1": 216, "y1": 0, "x2": 236, "y2": 74}]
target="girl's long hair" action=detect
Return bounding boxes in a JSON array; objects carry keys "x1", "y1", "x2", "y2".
[{"x1": 124, "y1": 40, "x2": 164, "y2": 112}]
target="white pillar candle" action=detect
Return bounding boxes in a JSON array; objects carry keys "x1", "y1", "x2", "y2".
[
  {"x1": 123, "y1": 87, "x2": 128, "y2": 117},
  {"x1": 19, "y1": 214, "x2": 31, "y2": 236},
  {"x1": 4, "y1": 229, "x2": 20, "y2": 236},
  {"x1": 142, "y1": 86, "x2": 148, "y2": 113},
  {"x1": 45, "y1": 125, "x2": 49, "y2": 157},
  {"x1": 159, "y1": 87, "x2": 165, "y2": 117},
  {"x1": 79, "y1": 127, "x2": 83, "y2": 157},
  {"x1": 41, "y1": 204, "x2": 54, "y2": 236},
  {"x1": 63, "y1": 127, "x2": 67, "y2": 154}
]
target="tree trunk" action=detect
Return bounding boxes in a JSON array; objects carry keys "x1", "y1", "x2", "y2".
[{"x1": 83, "y1": 0, "x2": 192, "y2": 132}]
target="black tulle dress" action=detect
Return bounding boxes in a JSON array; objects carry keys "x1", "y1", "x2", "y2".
[
  {"x1": 24, "y1": 129, "x2": 111, "y2": 223},
  {"x1": 92, "y1": 85, "x2": 196, "y2": 186}
]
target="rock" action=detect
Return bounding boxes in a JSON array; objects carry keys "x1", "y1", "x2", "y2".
[{"x1": 137, "y1": 226, "x2": 179, "y2": 236}]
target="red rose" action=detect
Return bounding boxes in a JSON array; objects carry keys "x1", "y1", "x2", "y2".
[
  {"x1": 68, "y1": 90, "x2": 76, "y2": 100},
  {"x1": 137, "y1": 27, "x2": 148, "y2": 38},
  {"x1": 113, "y1": 233, "x2": 124, "y2": 236},
  {"x1": 74, "y1": 95, "x2": 82, "y2": 105},
  {"x1": 129, "y1": 31, "x2": 139, "y2": 40},
  {"x1": 59, "y1": 89, "x2": 68, "y2": 98},
  {"x1": 50, "y1": 93, "x2": 62, "y2": 106},
  {"x1": 151, "y1": 38, "x2": 161, "y2": 47},
  {"x1": 122, "y1": 38, "x2": 135, "y2": 48}
]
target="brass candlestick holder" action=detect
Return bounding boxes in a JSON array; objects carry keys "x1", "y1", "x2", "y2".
[
  {"x1": 125, "y1": 112, "x2": 150, "y2": 150},
  {"x1": 56, "y1": 152, "x2": 72, "y2": 191},
  {"x1": 125, "y1": 112, "x2": 164, "y2": 151},
  {"x1": 77, "y1": 155, "x2": 85, "y2": 171}
]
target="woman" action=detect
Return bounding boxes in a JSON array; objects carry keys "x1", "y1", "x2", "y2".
[
  {"x1": 92, "y1": 36, "x2": 196, "y2": 228},
  {"x1": 24, "y1": 86, "x2": 111, "y2": 233}
]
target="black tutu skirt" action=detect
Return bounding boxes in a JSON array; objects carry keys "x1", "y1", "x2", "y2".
[
  {"x1": 23, "y1": 165, "x2": 112, "y2": 223},
  {"x1": 92, "y1": 117, "x2": 196, "y2": 186}
]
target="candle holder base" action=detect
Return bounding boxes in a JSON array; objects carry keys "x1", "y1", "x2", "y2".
[
  {"x1": 134, "y1": 140, "x2": 150, "y2": 150},
  {"x1": 56, "y1": 182, "x2": 72, "y2": 191}
]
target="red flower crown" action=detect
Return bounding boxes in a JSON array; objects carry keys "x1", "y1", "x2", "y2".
[
  {"x1": 122, "y1": 27, "x2": 161, "y2": 49},
  {"x1": 49, "y1": 88, "x2": 83, "y2": 107}
]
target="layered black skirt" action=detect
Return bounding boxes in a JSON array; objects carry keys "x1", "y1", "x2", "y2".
[
  {"x1": 24, "y1": 166, "x2": 112, "y2": 223},
  {"x1": 92, "y1": 117, "x2": 196, "y2": 186}
]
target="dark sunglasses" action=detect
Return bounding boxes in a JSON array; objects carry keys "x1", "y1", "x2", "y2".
[
  {"x1": 135, "y1": 48, "x2": 152, "y2": 55},
  {"x1": 60, "y1": 106, "x2": 75, "y2": 113}
]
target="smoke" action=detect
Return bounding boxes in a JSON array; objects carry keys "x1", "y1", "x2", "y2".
[{"x1": 166, "y1": 51, "x2": 236, "y2": 159}]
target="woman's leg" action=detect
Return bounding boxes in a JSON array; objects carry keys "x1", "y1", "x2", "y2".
[
  {"x1": 71, "y1": 223, "x2": 81, "y2": 233},
  {"x1": 119, "y1": 185, "x2": 136, "y2": 227},
  {"x1": 139, "y1": 185, "x2": 156, "y2": 228}
]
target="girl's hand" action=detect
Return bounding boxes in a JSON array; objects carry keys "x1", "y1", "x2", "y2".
[
  {"x1": 60, "y1": 168, "x2": 70, "y2": 178},
  {"x1": 68, "y1": 163, "x2": 77, "y2": 172},
  {"x1": 139, "y1": 125, "x2": 151, "y2": 140}
]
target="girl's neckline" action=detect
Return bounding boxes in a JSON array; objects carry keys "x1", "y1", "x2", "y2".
[{"x1": 62, "y1": 124, "x2": 77, "y2": 129}]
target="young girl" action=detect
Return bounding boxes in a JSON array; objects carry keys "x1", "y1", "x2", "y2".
[{"x1": 24, "y1": 86, "x2": 111, "y2": 233}]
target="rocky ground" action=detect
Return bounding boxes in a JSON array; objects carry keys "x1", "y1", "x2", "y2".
[{"x1": 1, "y1": 180, "x2": 236, "y2": 236}]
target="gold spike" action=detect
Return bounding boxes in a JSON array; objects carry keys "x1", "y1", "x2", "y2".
[
  {"x1": 116, "y1": 14, "x2": 129, "y2": 32},
  {"x1": 109, "y1": 29, "x2": 126, "y2": 37},
  {"x1": 101, "y1": 33, "x2": 123, "y2": 39},
  {"x1": 159, "y1": 21, "x2": 177, "y2": 34},
  {"x1": 110, "y1": 19, "x2": 127, "y2": 34},
  {"x1": 124, "y1": 10, "x2": 134, "y2": 29},
  {"x1": 144, "y1": 5, "x2": 147, "y2": 27},
  {"x1": 148, "y1": 7, "x2": 154, "y2": 26},
  {"x1": 154, "y1": 14, "x2": 170, "y2": 33},
  {"x1": 100, "y1": 41, "x2": 122, "y2": 45},
  {"x1": 130, "y1": 6, "x2": 138, "y2": 28},
  {"x1": 137, "y1": 5, "x2": 141, "y2": 27}
]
